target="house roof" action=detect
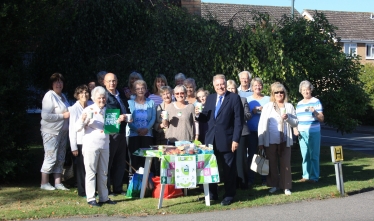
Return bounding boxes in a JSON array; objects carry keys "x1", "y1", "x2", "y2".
[
  {"x1": 303, "y1": 10, "x2": 374, "y2": 42},
  {"x1": 201, "y1": 3, "x2": 297, "y2": 28}
]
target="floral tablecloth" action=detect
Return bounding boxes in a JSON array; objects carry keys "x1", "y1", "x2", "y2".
[{"x1": 160, "y1": 154, "x2": 220, "y2": 185}]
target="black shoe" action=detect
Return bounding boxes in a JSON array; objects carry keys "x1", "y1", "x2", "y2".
[
  {"x1": 100, "y1": 199, "x2": 117, "y2": 205},
  {"x1": 88, "y1": 200, "x2": 101, "y2": 207},
  {"x1": 210, "y1": 195, "x2": 218, "y2": 201},
  {"x1": 220, "y1": 198, "x2": 233, "y2": 206}
]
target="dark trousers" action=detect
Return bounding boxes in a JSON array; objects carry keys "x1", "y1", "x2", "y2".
[
  {"x1": 236, "y1": 135, "x2": 249, "y2": 186},
  {"x1": 107, "y1": 133, "x2": 127, "y2": 193},
  {"x1": 247, "y1": 131, "x2": 266, "y2": 184},
  {"x1": 128, "y1": 136, "x2": 153, "y2": 172},
  {"x1": 75, "y1": 144, "x2": 86, "y2": 196},
  {"x1": 210, "y1": 140, "x2": 237, "y2": 200}
]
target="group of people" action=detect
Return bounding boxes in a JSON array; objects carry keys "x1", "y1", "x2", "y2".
[{"x1": 39, "y1": 70, "x2": 323, "y2": 207}]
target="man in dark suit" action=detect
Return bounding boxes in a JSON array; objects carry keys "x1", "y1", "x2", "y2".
[
  {"x1": 196, "y1": 74, "x2": 243, "y2": 206},
  {"x1": 104, "y1": 73, "x2": 130, "y2": 195}
]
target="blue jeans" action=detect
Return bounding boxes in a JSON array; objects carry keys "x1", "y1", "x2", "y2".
[{"x1": 299, "y1": 131, "x2": 321, "y2": 181}]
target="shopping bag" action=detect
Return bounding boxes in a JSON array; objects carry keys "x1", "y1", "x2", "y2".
[
  {"x1": 250, "y1": 150, "x2": 269, "y2": 175},
  {"x1": 151, "y1": 176, "x2": 184, "y2": 199},
  {"x1": 104, "y1": 109, "x2": 120, "y2": 134},
  {"x1": 126, "y1": 172, "x2": 154, "y2": 198}
]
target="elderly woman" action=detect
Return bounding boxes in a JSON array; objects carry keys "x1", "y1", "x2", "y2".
[
  {"x1": 40, "y1": 73, "x2": 70, "y2": 191},
  {"x1": 258, "y1": 82, "x2": 298, "y2": 196},
  {"x1": 153, "y1": 86, "x2": 173, "y2": 145},
  {"x1": 227, "y1": 80, "x2": 252, "y2": 189},
  {"x1": 148, "y1": 74, "x2": 168, "y2": 107},
  {"x1": 294, "y1": 80, "x2": 324, "y2": 183},
  {"x1": 196, "y1": 88, "x2": 210, "y2": 144},
  {"x1": 165, "y1": 85, "x2": 196, "y2": 145},
  {"x1": 68, "y1": 85, "x2": 91, "y2": 197},
  {"x1": 77, "y1": 86, "x2": 123, "y2": 206},
  {"x1": 174, "y1": 73, "x2": 186, "y2": 86},
  {"x1": 128, "y1": 80, "x2": 156, "y2": 171},
  {"x1": 246, "y1": 77, "x2": 270, "y2": 186},
  {"x1": 123, "y1": 71, "x2": 150, "y2": 100},
  {"x1": 184, "y1": 78, "x2": 198, "y2": 105}
]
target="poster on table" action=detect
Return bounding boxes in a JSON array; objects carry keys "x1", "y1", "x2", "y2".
[
  {"x1": 104, "y1": 109, "x2": 120, "y2": 134},
  {"x1": 175, "y1": 155, "x2": 197, "y2": 188}
]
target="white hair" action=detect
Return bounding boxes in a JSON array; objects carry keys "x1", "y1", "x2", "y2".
[
  {"x1": 91, "y1": 86, "x2": 108, "y2": 100},
  {"x1": 238, "y1": 71, "x2": 252, "y2": 79},
  {"x1": 299, "y1": 80, "x2": 314, "y2": 93}
]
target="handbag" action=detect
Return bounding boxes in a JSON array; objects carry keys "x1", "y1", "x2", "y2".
[
  {"x1": 62, "y1": 157, "x2": 74, "y2": 181},
  {"x1": 250, "y1": 150, "x2": 269, "y2": 175}
]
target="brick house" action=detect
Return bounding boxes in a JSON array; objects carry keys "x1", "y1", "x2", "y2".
[{"x1": 302, "y1": 10, "x2": 374, "y2": 64}]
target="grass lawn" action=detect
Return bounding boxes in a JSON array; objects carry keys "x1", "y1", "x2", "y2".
[{"x1": 0, "y1": 145, "x2": 373, "y2": 220}]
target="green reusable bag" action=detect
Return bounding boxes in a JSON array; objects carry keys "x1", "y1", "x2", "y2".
[{"x1": 104, "y1": 109, "x2": 120, "y2": 134}]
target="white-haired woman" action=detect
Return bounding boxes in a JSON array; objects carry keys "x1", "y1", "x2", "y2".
[
  {"x1": 77, "y1": 86, "x2": 125, "y2": 207},
  {"x1": 294, "y1": 80, "x2": 324, "y2": 183},
  {"x1": 258, "y1": 82, "x2": 298, "y2": 195}
]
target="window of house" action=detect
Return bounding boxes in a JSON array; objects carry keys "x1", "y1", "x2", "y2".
[
  {"x1": 344, "y1": 43, "x2": 357, "y2": 56},
  {"x1": 366, "y1": 44, "x2": 374, "y2": 59}
]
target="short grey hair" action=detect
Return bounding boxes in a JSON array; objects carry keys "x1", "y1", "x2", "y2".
[
  {"x1": 91, "y1": 86, "x2": 108, "y2": 100},
  {"x1": 128, "y1": 71, "x2": 143, "y2": 88},
  {"x1": 175, "y1": 73, "x2": 186, "y2": 81},
  {"x1": 212, "y1": 74, "x2": 226, "y2": 83},
  {"x1": 97, "y1": 71, "x2": 107, "y2": 81},
  {"x1": 238, "y1": 71, "x2": 252, "y2": 79},
  {"x1": 174, "y1": 85, "x2": 187, "y2": 94},
  {"x1": 250, "y1": 77, "x2": 263, "y2": 89},
  {"x1": 183, "y1": 78, "x2": 196, "y2": 90},
  {"x1": 299, "y1": 80, "x2": 314, "y2": 93}
]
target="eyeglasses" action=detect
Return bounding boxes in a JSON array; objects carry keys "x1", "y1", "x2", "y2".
[
  {"x1": 274, "y1": 91, "x2": 285, "y2": 94},
  {"x1": 175, "y1": 92, "x2": 185, "y2": 95},
  {"x1": 197, "y1": 96, "x2": 206, "y2": 99},
  {"x1": 136, "y1": 87, "x2": 145, "y2": 91}
]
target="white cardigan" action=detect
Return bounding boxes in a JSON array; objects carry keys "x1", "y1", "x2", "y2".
[
  {"x1": 76, "y1": 103, "x2": 109, "y2": 150},
  {"x1": 258, "y1": 102, "x2": 298, "y2": 148}
]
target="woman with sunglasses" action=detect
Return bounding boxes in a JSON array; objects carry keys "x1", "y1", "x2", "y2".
[
  {"x1": 164, "y1": 85, "x2": 196, "y2": 145},
  {"x1": 258, "y1": 82, "x2": 298, "y2": 195}
]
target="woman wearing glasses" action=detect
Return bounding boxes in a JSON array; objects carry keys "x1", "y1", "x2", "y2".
[
  {"x1": 258, "y1": 82, "x2": 298, "y2": 195},
  {"x1": 164, "y1": 85, "x2": 196, "y2": 145},
  {"x1": 127, "y1": 80, "x2": 156, "y2": 171}
]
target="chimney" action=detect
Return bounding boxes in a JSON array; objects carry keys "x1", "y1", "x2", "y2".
[
  {"x1": 181, "y1": 0, "x2": 201, "y2": 16},
  {"x1": 371, "y1": 13, "x2": 374, "y2": 19}
]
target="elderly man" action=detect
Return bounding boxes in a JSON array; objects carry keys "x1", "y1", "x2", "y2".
[
  {"x1": 104, "y1": 73, "x2": 130, "y2": 195},
  {"x1": 196, "y1": 74, "x2": 243, "y2": 206},
  {"x1": 237, "y1": 71, "x2": 253, "y2": 98},
  {"x1": 174, "y1": 73, "x2": 186, "y2": 86}
]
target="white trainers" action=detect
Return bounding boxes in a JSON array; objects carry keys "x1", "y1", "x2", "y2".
[
  {"x1": 55, "y1": 183, "x2": 69, "y2": 190},
  {"x1": 285, "y1": 189, "x2": 292, "y2": 195},
  {"x1": 269, "y1": 187, "x2": 278, "y2": 193},
  {"x1": 40, "y1": 183, "x2": 56, "y2": 190}
]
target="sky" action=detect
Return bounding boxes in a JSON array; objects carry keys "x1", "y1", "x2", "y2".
[{"x1": 202, "y1": 0, "x2": 374, "y2": 13}]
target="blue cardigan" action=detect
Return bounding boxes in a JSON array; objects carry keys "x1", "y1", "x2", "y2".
[{"x1": 127, "y1": 98, "x2": 156, "y2": 136}]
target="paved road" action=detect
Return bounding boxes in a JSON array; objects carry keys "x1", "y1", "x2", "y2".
[{"x1": 321, "y1": 127, "x2": 374, "y2": 155}]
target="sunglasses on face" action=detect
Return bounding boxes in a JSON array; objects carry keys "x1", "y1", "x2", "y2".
[
  {"x1": 274, "y1": 91, "x2": 285, "y2": 94},
  {"x1": 175, "y1": 92, "x2": 185, "y2": 96}
]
